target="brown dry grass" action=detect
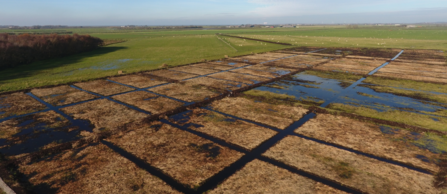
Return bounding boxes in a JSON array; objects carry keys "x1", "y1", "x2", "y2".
[
  {"x1": 173, "y1": 109, "x2": 276, "y2": 150},
  {"x1": 108, "y1": 74, "x2": 168, "y2": 88},
  {"x1": 394, "y1": 49, "x2": 446, "y2": 63},
  {"x1": 112, "y1": 91, "x2": 184, "y2": 114},
  {"x1": 210, "y1": 97, "x2": 308, "y2": 129},
  {"x1": 74, "y1": 80, "x2": 134, "y2": 96},
  {"x1": 346, "y1": 55, "x2": 389, "y2": 61},
  {"x1": 147, "y1": 69, "x2": 198, "y2": 81},
  {"x1": 185, "y1": 77, "x2": 248, "y2": 91},
  {"x1": 208, "y1": 72, "x2": 269, "y2": 84},
  {"x1": 271, "y1": 55, "x2": 330, "y2": 67},
  {"x1": 0, "y1": 92, "x2": 46, "y2": 119},
  {"x1": 170, "y1": 66, "x2": 221, "y2": 75},
  {"x1": 230, "y1": 53, "x2": 289, "y2": 63},
  {"x1": 31, "y1": 85, "x2": 97, "y2": 106},
  {"x1": 230, "y1": 68, "x2": 277, "y2": 78},
  {"x1": 211, "y1": 159, "x2": 347, "y2": 194},
  {"x1": 107, "y1": 121, "x2": 244, "y2": 188},
  {"x1": 376, "y1": 62, "x2": 447, "y2": 83},
  {"x1": 308, "y1": 53, "x2": 341, "y2": 58},
  {"x1": 315, "y1": 59, "x2": 384, "y2": 74},
  {"x1": 264, "y1": 135, "x2": 440, "y2": 194},
  {"x1": 18, "y1": 144, "x2": 180, "y2": 194},
  {"x1": 247, "y1": 64, "x2": 296, "y2": 73},
  {"x1": 296, "y1": 114, "x2": 440, "y2": 172},
  {"x1": 61, "y1": 99, "x2": 147, "y2": 132},
  {"x1": 190, "y1": 62, "x2": 244, "y2": 70},
  {"x1": 148, "y1": 82, "x2": 220, "y2": 102},
  {"x1": 0, "y1": 111, "x2": 71, "y2": 154}
]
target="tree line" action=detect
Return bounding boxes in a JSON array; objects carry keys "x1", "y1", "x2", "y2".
[{"x1": 0, "y1": 33, "x2": 103, "y2": 70}]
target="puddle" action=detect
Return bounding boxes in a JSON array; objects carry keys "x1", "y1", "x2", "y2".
[
  {"x1": 415, "y1": 155, "x2": 431, "y2": 163},
  {"x1": 379, "y1": 126, "x2": 400, "y2": 135},
  {"x1": 228, "y1": 63, "x2": 237, "y2": 66},
  {"x1": 0, "y1": 116, "x2": 93, "y2": 156}
]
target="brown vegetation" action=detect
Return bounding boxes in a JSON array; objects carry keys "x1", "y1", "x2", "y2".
[
  {"x1": 210, "y1": 97, "x2": 308, "y2": 129},
  {"x1": 108, "y1": 74, "x2": 168, "y2": 88},
  {"x1": 0, "y1": 92, "x2": 46, "y2": 119},
  {"x1": 376, "y1": 62, "x2": 447, "y2": 83},
  {"x1": 74, "y1": 80, "x2": 134, "y2": 96},
  {"x1": 264, "y1": 135, "x2": 439, "y2": 194},
  {"x1": 112, "y1": 91, "x2": 184, "y2": 114},
  {"x1": 211, "y1": 159, "x2": 347, "y2": 194},
  {"x1": 315, "y1": 58, "x2": 383, "y2": 74},
  {"x1": 107, "y1": 121, "x2": 243, "y2": 188},
  {"x1": 171, "y1": 109, "x2": 277, "y2": 150},
  {"x1": 170, "y1": 66, "x2": 220, "y2": 75},
  {"x1": 147, "y1": 70, "x2": 198, "y2": 81},
  {"x1": 0, "y1": 33, "x2": 103, "y2": 70},
  {"x1": 209, "y1": 72, "x2": 269, "y2": 84},
  {"x1": 31, "y1": 85, "x2": 97, "y2": 106}
]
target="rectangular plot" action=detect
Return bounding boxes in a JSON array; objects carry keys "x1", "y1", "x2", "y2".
[
  {"x1": 271, "y1": 55, "x2": 330, "y2": 67},
  {"x1": 376, "y1": 62, "x2": 447, "y2": 83},
  {"x1": 170, "y1": 66, "x2": 221, "y2": 75},
  {"x1": 264, "y1": 135, "x2": 440, "y2": 194},
  {"x1": 296, "y1": 114, "x2": 441, "y2": 172},
  {"x1": 0, "y1": 110, "x2": 82, "y2": 157},
  {"x1": 107, "y1": 121, "x2": 243, "y2": 188},
  {"x1": 61, "y1": 99, "x2": 147, "y2": 132},
  {"x1": 246, "y1": 64, "x2": 295, "y2": 75},
  {"x1": 0, "y1": 92, "x2": 46, "y2": 119},
  {"x1": 31, "y1": 85, "x2": 98, "y2": 106},
  {"x1": 147, "y1": 69, "x2": 198, "y2": 81},
  {"x1": 363, "y1": 76, "x2": 447, "y2": 95},
  {"x1": 208, "y1": 72, "x2": 269, "y2": 85},
  {"x1": 108, "y1": 74, "x2": 168, "y2": 88},
  {"x1": 395, "y1": 49, "x2": 446, "y2": 63},
  {"x1": 210, "y1": 97, "x2": 308, "y2": 129},
  {"x1": 185, "y1": 77, "x2": 248, "y2": 91},
  {"x1": 190, "y1": 62, "x2": 236, "y2": 71},
  {"x1": 112, "y1": 91, "x2": 184, "y2": 114},
  {"x1": 230, "y1": 68, "x2": 277, "y2": 78},
  {"x1": 170, "y1": 109, "x2": 276, "y2": 150},
  {"x1": 74, "y1": 80, "x2": 134, "y2": 96},
  {"x1": 148, "y1": 83, "x2": 220, "y2": 102},
  {"x1": 18, "y1": 144, "x2": 180, "y2": 193},
  {"x1": 210, "y1": 159, "x2": 347, "y2": 194},
  {"x1": 315, "y1": 59, "x2": 384, "y2": 75}
]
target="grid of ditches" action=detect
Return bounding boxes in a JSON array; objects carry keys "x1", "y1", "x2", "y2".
[{"x1": 0, "y1": 45, "x2": 445, "y2": 194}]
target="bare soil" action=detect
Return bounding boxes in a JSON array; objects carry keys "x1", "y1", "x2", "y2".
[
  {"x1": 230, "y1": 68, "x2": 277, "y2": 78},
  {"x1": 264, "y1": 135, "x2": 440, "y2": 194},
  {"x1": 170, "y1": 66, "x2": 221, "y2": 75},
  {"x1": 61, "y1": 99, "x2": 147, "y2": 132},
  {"x1": 106, "y1": 121, "x2": 244, "y2": 188},
  {"x1": 108, "y1": 74, "x2": 168, "y2": 88},
  {"x1": 74, "y1": 80, "x2": 134, "y2": 96},
  {"x1": 315, "y1": 58, "x2": 384, "y2": 75},
  {"x1": 147, "y1": 69, "x2": 198, "y2": 81},
  {"x1": 376, "y1": 62, "x2": 447, "y2": 83},
  {"x1": 210, "y1": 97, "x2": 308, "y2": 129},
  {"x1": 171, "y1": 108, "x2": 277, "y2": 150},
  {"x1": 208, "y1": 72, "x2": 269, "y2": 84},
  {"x1": 296, "y1": 114, "x2": 440, "y2": 172},
  {"x1": 210, "y1": 159, "x2": 347, "y2": 194},
  {"x1": 31, "y1": 85, "x2": 97, "y2": 106},
  {"x1": 0, "y1": 92, "x2": 46, "y2": 119},
  {"x1": 18, "y1": 144, "x2": 180, "y2": 194},
  {"x1": 112, "y1": 91, "x2": 184, "y2": 114}
]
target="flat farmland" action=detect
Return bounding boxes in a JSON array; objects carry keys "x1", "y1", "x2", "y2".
[{"x1": 1, "y1": 45, "x2": 447, "y2": 193}]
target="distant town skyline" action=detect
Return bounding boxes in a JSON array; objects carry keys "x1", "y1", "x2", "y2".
[{"x1": 1, "y1": 0, "x2": 447, "y2": 25}]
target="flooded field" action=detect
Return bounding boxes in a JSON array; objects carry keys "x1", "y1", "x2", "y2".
[{"x1": 1, "y1": 47, "x2": 446, "y2": 193}]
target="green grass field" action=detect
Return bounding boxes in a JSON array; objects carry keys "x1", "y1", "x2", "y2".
[{"x1": 1, "y1": 26, "x2": 446, "y2": 92}]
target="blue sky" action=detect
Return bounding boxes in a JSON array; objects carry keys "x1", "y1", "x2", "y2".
[{"x1": 1, "y1": 0, "x2": 447, "y2": 25}]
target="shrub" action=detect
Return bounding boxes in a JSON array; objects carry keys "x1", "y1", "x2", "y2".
[{"x1": 0, "y1": 33, "x2": 103, "y2": 70}]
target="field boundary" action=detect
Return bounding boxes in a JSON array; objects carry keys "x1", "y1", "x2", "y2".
[{"x1": 218, "y1": 33, "x2": 293, "y2": 46}]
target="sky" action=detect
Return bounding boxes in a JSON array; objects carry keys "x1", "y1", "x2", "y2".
[{"x1": 1, "y1": 0, "x2": 447, "y2": 25}]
